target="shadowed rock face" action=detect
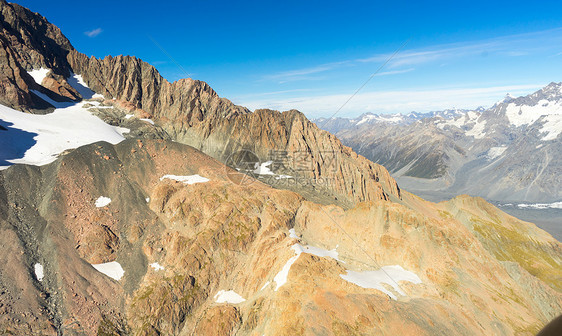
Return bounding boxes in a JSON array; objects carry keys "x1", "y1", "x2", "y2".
[{"x1": 0, "y1": 0, "x2": 79, "y2": 110}]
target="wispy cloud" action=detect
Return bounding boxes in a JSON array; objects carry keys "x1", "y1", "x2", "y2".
[
  {"x1": 262, "y1": 27, "x2": 562, "y2": 83},
  {"x1": 84, "y1": 28, "x2": 103, "y2": 38},
  {"x1": 265, "y1": 61, "x2": 350, "y2": 83},
  {"x1": 373, "y1": 68, "x2": 415, "y2": 76},
  {"x1": 240, "y1": 84, "x2": 543, "y2": 118}
]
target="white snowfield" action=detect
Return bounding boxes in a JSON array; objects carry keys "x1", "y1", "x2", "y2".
[
  {"x1": 465, "y1": 118, "x2": 487, "y2": 139},
  {"x1": 505, "y1": 99, "x2": 562, "y2": 127},
  {"x1": 91, "y1": 261, "x2": 125, "y2": 281},
  {"x1": 253, "y1": 161, "x2": 293, "y2": 179},
  {"x1": 340, "y1": 265, "x2": 422, "y2": 300},
  {"x1": 160, "y1": 174, "x2": 210, "y2": 185},
  {"x1": 356, "y1": 113, "x2": 403, "y2": 125},
  {"x1": 95, "y1": 196, "x2": 112, "y2": 208},
  {"x1": 0, "y1": 101, "x2": 126, "y2": 169},
  {"x1": 0, "y1": 73, "x2": 125, "y2": 169},
  {"x1": 517, "y1": 201, "x2": 562, "y2": 209},
  {"x1": 487, "y1": 146, "x2": 507, "y2": 160},
  {"x1": 214, "y1": 290, "x2": 246, "y2": 304},
  {"x1": 253, "y1": 161, "x2": 275, "y2": 175},
  {"x1": 274, "y1": 235, "x2": 342, "y2": 291},
  {"x1": 273, "y1": 230, "x2": 421, "y2": 299},
  {"x1": 67, "y1": 73, "x2": 96, "y2": 99},
  {"x1": 540, "y1": 114, "x2": 562, "y2": 141},
  {"x1": 28, "y1": 68, "x2": 51, "y2": 85},
  {"x1": 34, "y1": 263, "x2": 44, "y2": 281},
  {"x1": 289, "y1": 228, "x2": 299, "y2": 239}
]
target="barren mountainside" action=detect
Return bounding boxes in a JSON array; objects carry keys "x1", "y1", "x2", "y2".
[{"x1": 0, "y1": 1, "x2": 561, "y2": 335}]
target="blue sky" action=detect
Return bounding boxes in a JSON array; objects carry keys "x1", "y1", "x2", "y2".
[{"x1": 16, "y1": 0, "x2": 562, "y2": 118}]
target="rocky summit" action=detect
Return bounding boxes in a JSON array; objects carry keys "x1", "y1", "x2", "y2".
[{"x1": 0, "y1": 1, "x2": 561, "y2": 335}]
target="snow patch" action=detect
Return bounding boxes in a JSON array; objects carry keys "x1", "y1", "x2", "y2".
[
  {"x1": 150, "y1": 262, "x2": 165, "y2": 271},
  {"x1": 30, "y1": 89, "x2": 72, "y2": 108},
  {"x1": 34, "y1": 263, "x2": 44, "y2": 281},
  {"x1": 92, "y1": 261, "x2": 125, "y2": 281},
  {"x1": 273, "y1": 250, "x2": 300, "y2": 291},
  {"x1": 124, "y1": 114, "x2": 134, "y2": 119},
  {"x1": 465, "y1": 119, "x2": 487, "y2": 139},
  {"x1": 356, "y1": 113, "x2": 403, "y2": 125},
  {"x1": 160, "y1": 174, "x2": 210, "y2": 185},
  {"x1": 487, "y1": 146, "x2": 507, "y2": 160},
  {"x1": 505, "y1": 100, "x2": 562, "y2": 127},
  {"x1": 517, "y1": 201, "x2": 562, "y2": 209},
  {"x1": 214, "y1": 290, "x2": 246, "y2": 304},
  {"x1": 293, "y1": 243, "x2": 341, "y2": 262},
  {"x1": 340, "y1": 265, "x2": 422, "y2": 300},
  {"x1": 91, "y1": 261, "x2": 124, "y2": 281},
  {"x1": 67, "y1": 73, "x2": 96, "y2": 99},
  {"x1": 540, "y1": 114, "x2": 562, "y2": 141},
  {"x1": 28, "y1": 68, "x2": 50, "y2": 85},
  {"x1": 274, "y1": 242, "x2": 341, "y2": 291},
  {"x1": 0, "y1": 101, "x2": 126, "y2": 169},
  {"x1": 115, "y1": 126, "x2": 130, "y2": 135},
  {"x1": 140, "y1": 118, "x2": 154, "y2": 125},
  {"x1": 260, "y1": 281, "x2": 271, "y2": 291},
  {"x1": 95, "y1": 196, "x2": 111, "y2": 208},
  {"x1": 289, "y1": 228, "x2": 300, "y2": 239},
  {"x1": 253, "y1": 161, "x2": 275, "y2": 175}
]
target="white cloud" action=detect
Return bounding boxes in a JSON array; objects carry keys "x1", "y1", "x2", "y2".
[
  {"x1": 240, "y1": 84, "x2": 543, "y2": 118},
  {"x1": 373, "y1": 68, "x2": 415, "y2": 76},
  {"x1": 261, "y1": 27, "x2": 562, "y2": 82},
  {"x1": 84, "y1": 28, "x2": 103, "y2": 38},
  {"x1": 265, "y1": 61, "x2": 349, "y2": 83}
]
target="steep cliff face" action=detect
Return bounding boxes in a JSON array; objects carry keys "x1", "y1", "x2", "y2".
[
  {"x1": 67, "y1": 51, "x2": 401, "y2": 204},
  {"x1": 0, "y1": 0, "x2": 400, "y2": 206},
  {"x1": 0, "y1": 0, "x2": 80, "y2": 110}
]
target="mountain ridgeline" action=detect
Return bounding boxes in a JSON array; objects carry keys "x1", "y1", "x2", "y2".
[
  {"x1": 0, "y1": 0, "x2": 400, "y2": 207},
  {"x1": 1, "y1": 1, "x2": 561, "y2": 335},
  {"x1": 314, "y1": 88, "x2": 562, "y2": 203}
]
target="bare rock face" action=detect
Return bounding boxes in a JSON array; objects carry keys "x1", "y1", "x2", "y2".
[
  {"x1": 67, "y1": 50, "x2": 400, "y2": 204},
  {"x1": 0, "y1": 0, "x2": 80, "y2": 110},
  {"x1": 0, "y1": 0, "x2": 400, "y2": 206}
]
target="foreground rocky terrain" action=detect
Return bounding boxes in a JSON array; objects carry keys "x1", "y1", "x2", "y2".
[
  {"x1": 1, "y1": 138, "x2": 561, "y2": 335},
  {"x1": 315, "y1": 87, "x2": 562, "y2": 203},
  {"x1": 0, "y1": 1, "x2": 561, "y2": 335}
]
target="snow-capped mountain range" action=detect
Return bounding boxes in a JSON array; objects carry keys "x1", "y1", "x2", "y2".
[{"x1": 314, "y1": 83, "x2": 562, "y2": 203}]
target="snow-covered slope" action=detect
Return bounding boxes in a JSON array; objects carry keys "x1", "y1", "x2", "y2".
[{"x1": 0, "y1": 100, "x2": 127, "y2": 169}]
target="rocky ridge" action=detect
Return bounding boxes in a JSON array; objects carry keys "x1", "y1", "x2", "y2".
[{"x1": 0, "y1": 0, "x2": 399, "y2": 207}]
